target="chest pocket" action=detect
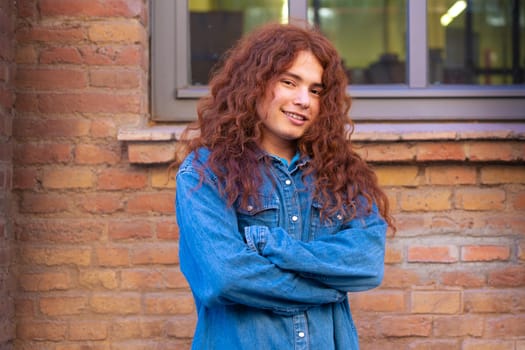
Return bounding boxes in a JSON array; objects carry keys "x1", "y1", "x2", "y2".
[
  {"x1": 309, "y1": 200, "x2": 344, "y2": 240},
  {"x1": 235, "y1": 195, "x2": 280, "y2": 233}
]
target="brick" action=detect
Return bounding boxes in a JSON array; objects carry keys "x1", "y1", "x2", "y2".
[
  {"x1": 121, "y1": 269, "x2": 164, "y2": 290},
  {"x1": 144, "y1": 293, "x2": 194, "y2": 315},
  {"x1": 78, "y1": 269, "x2": 118, "y2": 290},
  {"x1": 464, "y1": 290, "x2": 524, "y2": 313},
  {"x1": 19, "y1": 271, "x2": 72, "y2": 291},
  {"x1": 417, "y1": 142, "x2": 465, "y2": 161},
  {"x1": 39, "y1": 296, "x2": 87, "y2": 316},
  {"x1": 384, "y1": 245, "x2": 402, "y2": 264},
  {"x1": 74, "y1": 144, "x2": 121, "y2": 164},
  {"x1": 97, "y1": 168, "x2": 147, "y2": 190},
  {"x1": 126, "y1": 192, "x2": 175, "y2": 214},
  {"x1": 408, "y1": 245, "x2": 458, "y2": 263},
  {"x1": 400, "y1": 188, "x2": 452, "y2": 211},
  {"x1": 89, "y1": 293, "x2": 141, "y2": 315},
  {"x1": 68, "y1": 321, "x2": 108, "y2": 341},
  {"x1": 166, "y1": 316, "x2": 197, "y2": 339},
  {"x1": 16, "y1": 320, "x2": 67, "y2": 341},
  {"x1": 40, "y1": 0, "x2": 143, "y2": 18},
  {"x1": 484, "y1": 315, "x2": 525, "y2": 338},
  {"x1": 513, "y1": 193, "x2": 525, "y2": 210},
  {"x1": 455, "y1": 188, "x2": 505, "y2": 211},
  {"x1": 88, "y1": 22, "x2": 146, "y2": 43},
  {"x1": 42, "y1": 167, "x2": 94, "y2": 189},
  {"x1": 20, "y1": 246, "x2": 91, "y2": 266},
  {"x1": 151, "y1": 167, "x2": 176, "y2": 189},
  {"x1": 411, "y1": 290, "x2": 461, "y2": 314},
  {"x1": 95, "y1": 246, "x2": 130, "y2": 267},
  {"x1": 15, "y1": 45, "x2": 37, "y2": 64},
  {"x1": 38, "y1": 92, "x2": 142, "y2": 114},
  {"x1": 130, "y1": 243, "x2": 179, "y2": 265},
  {"x1": 481, "y1": 165, "x2": 525, "y2": 184},
  {"x1": 468, "y1": 141, "x2": 518, "y2": 161},
  {"x1": 349, "y1": 291, "x2": 405, "y2": 312},
  {"x1": 109, "y1": 318, "x2": 164, "y2": 339},
  {"x1": 128, "y1": 142, "x2": 177, "y2": 164},
  {"x1": 14, "y1": 116, "x2": 91, "y2": 138},
  {"x1": 39, "y1": 46, "x2": 83, "y2": 64},
  {"x1": 440, "y1": 270, "x2": 485, "y2": 288},
  {"x1": 520, "y1": 241, "x2": 525, "y2": 261},
  {"x1": 425, "y1": 165, "x2": 477, "y2": 185},
  {"x1": 89, "y1": 68, "x2": 141, "y2": 89},
  {"x1": 461, "y1": 245, "x2": 510, "y2": 262},
  {"x1": 19, "y1": 193, "x2": 71, "y2": 213},
  {"x1": 90, "y1": 118, "x2": 117, "y2": 138},
  {"x1": 156, "y1": 220, "x2": 179, "y2": 240},
  {"x1": 16, "y1": 68, "x2": 87, "y2": 90},
  {"x1": 12, "y1": 167, "x2": 38, "y2": 190},
  {"x1": 379, "y1": 315, "x2": 432, "y2": 337},
  {"x1": 488, "y1": 266, "x2": 525, "y2": 287},
  {"x1": 79, "y1": 44, "x2": 143, "y2": 66},
  {"x1": 164, "y1": 268, "x2": 189, "y2": 289},
  {"x1": 374, "y1": 165, "x2": 419, "y2": 187},
  {"x1": 357, "y1": 142, "x2": 415, "y2": 162},
  {"x1": 381, "y1": 266, "x2": 421, "y2": 288},
  {"x1": 433, "y1": 315, "x2": 483, "y2": 337},
  {"x1": 408, "y1": 340, "x2": 460, "y2": 350},
  {"x1": 108, "y1": 220, "x2": 152, "y2": 241},
  {"x1": 16, "y1": 219, "x2": 103, "y2": 243},
  {"x1": 14, "y1": 142, "x2": 72, "y2": 164},
  {"x1": 16, "y1": 26, "x2": 86, "y2": 44},
  {"x1": 79, "y1": 193, "x2": 124, "y2": 214},
  {"x1": 463, "y1": 339, "x2": 514, "y2": 350}
]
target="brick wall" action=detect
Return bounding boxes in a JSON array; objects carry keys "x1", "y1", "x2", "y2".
[
  {"x1": 7, "y1": 1, "x2": 525, "y2": 350},
  {"x1": 0, "y1": 0, "x2": 16, "y2": 348}
]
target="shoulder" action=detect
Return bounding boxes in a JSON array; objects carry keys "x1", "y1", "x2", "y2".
[{"x1": 177, "y1": 147, "x2": 218, "y2": 183}]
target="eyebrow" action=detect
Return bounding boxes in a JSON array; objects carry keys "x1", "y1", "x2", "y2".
[{"x1": 282, "y1": 71, "x2": 324, "y2": 89}]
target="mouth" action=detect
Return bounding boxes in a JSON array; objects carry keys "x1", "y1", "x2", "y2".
[{"x1": 282, "y1": 110, "x2": 308, "y2": 122}]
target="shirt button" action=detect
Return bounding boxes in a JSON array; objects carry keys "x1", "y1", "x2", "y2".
[
  {"x1": 291, "y1": 215, "x2": 298, "y2": 222},
  {"x1": 298, "y1": 331, "x2": 305, "y2": 338},
  {"x1": 285, "y1": 179, "x2": 292, "y2": 185},
  {"x1": 246, "y1": 205, "x2": 253, "y2": 211}
]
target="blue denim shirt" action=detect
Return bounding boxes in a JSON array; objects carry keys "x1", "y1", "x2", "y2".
[{"x1": 176, "y1": 147, "x2": 387, "y2": 350}]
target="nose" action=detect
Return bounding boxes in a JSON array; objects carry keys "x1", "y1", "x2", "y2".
[{"x1": 294, "y1": 88, "x2": 310, "y2": 109}]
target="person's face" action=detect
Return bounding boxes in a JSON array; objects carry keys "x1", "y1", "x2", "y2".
[{"x1": 256, "y1": 50, "x2": 324, "y2": 161}]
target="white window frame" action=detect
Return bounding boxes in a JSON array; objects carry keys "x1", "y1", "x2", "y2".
[{"x1": 150, "y1": 0, "x2": 525, "y2": 122}]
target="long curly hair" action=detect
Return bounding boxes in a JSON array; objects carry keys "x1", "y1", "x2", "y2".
[{"x1": 176, "y1": 22, "x2": 394, "y2": 228}]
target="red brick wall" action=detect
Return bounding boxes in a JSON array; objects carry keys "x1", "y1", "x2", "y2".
[
  {"x1": 0, "y1": 0, "x2": 16, "y2": 348},
  {"x1": 8, "y1": 1, "x2": 525, "y2": 350}
]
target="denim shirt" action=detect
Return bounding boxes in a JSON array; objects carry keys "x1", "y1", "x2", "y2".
[{"x1": 175, "y1": 147, "x2": 387, "y2": 350}]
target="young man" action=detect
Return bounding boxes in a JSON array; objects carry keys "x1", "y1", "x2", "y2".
[{"x1": 175, "y1": 22, "x2": 393, "y2": 349}]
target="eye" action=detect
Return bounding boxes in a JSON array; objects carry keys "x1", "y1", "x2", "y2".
[
  {"x1": 281, "y1": 79, "x2": 295, "y2": 87},
  {"x1": 310, "y1": 87, "x2": 323, "y2": 96}
]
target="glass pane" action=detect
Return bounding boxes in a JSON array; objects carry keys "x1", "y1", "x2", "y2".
[
  {"x1": 308, "y1": 0, "x2": 407, "y2": 85},
  {"x1": 189, "y1": 0, "x2": 288, "y2": 85},
  {"x1": 428, "y1": 0, "x2": 525, "y2": 85}
]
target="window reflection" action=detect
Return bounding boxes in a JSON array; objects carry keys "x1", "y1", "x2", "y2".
[
  {"x1": 428, "y1": 0, "x2": 524, "y2": 85},
  {"x1": 308, "y1": 0, "x2": 407, "y2": 85},
  {"x1": 189, "y1": 0, "x2": 288, "y2": 85}
]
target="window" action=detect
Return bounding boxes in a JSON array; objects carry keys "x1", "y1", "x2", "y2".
[{"x1": 151, "y1": 0, "x2": 525, "y2": 122}]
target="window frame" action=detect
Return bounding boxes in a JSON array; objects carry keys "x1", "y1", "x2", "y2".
[{"x1": 150, "y1": 0, "x2": 525, "y2": 122}]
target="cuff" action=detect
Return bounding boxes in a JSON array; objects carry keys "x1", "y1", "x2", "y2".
[{"x1": 244, "y1": 225, "x2": 269, "y2": 254}]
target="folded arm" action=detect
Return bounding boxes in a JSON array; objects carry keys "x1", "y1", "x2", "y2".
[
  {"x1": 176, "y1": 167, "x2": 346, "y2": 315},
  {"x1": 244, "y1": 204, "x2": 387, "y2": 292}
]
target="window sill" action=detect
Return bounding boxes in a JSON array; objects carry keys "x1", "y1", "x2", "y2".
[{"x1": 118, "y1": 122, "x2": 525, "y2": 164}]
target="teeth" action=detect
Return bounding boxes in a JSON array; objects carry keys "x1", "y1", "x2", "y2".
[{"x1": 284, "y1": 111, "x2": 305, "y2": 121}]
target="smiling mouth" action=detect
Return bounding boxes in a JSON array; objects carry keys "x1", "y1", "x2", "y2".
[{"x1": 283, "y1": 110, "x2": 307, "y2": 122}]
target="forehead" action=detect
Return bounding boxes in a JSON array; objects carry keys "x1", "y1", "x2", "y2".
[{"x1": 285, "y1": 51, "x2": 324, "y2": 83}]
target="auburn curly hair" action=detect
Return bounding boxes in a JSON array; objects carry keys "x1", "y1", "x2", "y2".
[{"x1": 175, "y1": 22, "x2": 394, "y2": 229}]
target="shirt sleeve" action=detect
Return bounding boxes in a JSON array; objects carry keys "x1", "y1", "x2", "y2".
[
  {"x1": 176, "y1": 167, "x2": 346, "y2": 316},
  {"x1": 244, "y1": 204, "x2": 387, "y2": 292}
]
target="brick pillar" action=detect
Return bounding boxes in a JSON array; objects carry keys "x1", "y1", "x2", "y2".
[{"x1": 0, "y1": 0, "x2": 16, "y2": 348}]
